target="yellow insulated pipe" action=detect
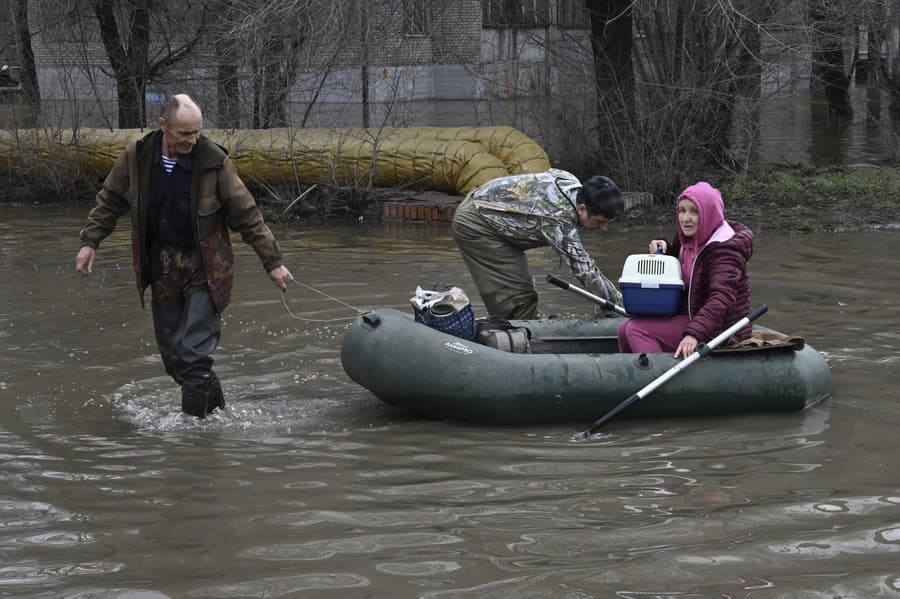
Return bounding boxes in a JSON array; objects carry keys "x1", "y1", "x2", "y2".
[{"x1": 0, "y1": 126, "x2": 551, "y2": 196}]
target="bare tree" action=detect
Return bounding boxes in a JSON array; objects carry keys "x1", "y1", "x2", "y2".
[
  {"x1": 359, "y1": 0, "x2": 370, "y2": 128},
  {"x1": 577, "y1": 0, "x2": 783, "y2": 193},
  {"x1": 866, "y1": 1, "x2": 900, "y2": 107},
  {"x1": 808, "y1": 0, "x2": 853, "y2": 115},
  {"x1": 215, "y1": 0, "x2": 351, "y2": 129},
  {"x1": 585, "y1": 0, "x2": 633, "y2": 112},
  {"x1": 92, "y1": 0, "x2": 209, "y2": 128},
  {"x1": 212, "y1": 0, "x2": 240, "y2": 127},
  {"x1": 232, "y1": 1, "x2": 309, "y2": 129},
  {"x1": 14, "y1": 0, "x2": 892, "y2": 200},
  {"x1": 475, "y1": 0, "x2": 783, "y2": 191},
  {"x1": 12, "y1": 0, "x2": 40, "y2": 122},
  {"x1": 585, "y1": 0, "x2": 633, "y2": 171}
]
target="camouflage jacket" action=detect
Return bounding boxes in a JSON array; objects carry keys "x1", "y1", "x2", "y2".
[
  {"x1": 79, "y1": 129, "x2": 283, "y2": 314},
  {"x1": 467, "y1": 169, "x2": 617, "y2": 298}
]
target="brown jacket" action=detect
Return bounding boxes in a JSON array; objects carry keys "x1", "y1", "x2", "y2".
[{"x1": 79, "y1": 130, "x2": 283, "y2": 313}]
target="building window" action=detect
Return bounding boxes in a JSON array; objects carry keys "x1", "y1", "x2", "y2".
[
  {"x1": 557, "y1": 0, "x2": 588, "y2": 28},
  {"x1": 483, "y1": 0, "x2": 551, "y2": 28}
]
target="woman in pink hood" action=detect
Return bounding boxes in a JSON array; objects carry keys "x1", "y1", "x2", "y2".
[{"x1": 617, "y1": 181, "x2": 754, "y2": 357}]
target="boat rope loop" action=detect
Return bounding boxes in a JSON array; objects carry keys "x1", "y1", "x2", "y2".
[{"x1": 280, "y1": 279, "x2": 366, "y2": 322}]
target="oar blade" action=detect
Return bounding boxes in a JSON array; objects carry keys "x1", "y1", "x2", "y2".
[{"x1": 576, "y1": 393, "x2": 641, "y2": 438}]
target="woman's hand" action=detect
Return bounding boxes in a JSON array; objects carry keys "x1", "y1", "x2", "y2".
[
  {"x1": 674, "y1": 334, "x2": 698, "y2": 358},
  {"x1": 649, "y1": 240, "x2": 667, "y2": 254}
]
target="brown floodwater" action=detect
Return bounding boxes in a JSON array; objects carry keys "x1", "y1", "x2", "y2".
[{"x1": 1, "y1": 203, "x2": 899, "y2": 597}]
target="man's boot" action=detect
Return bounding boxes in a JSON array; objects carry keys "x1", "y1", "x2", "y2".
[
  {"x1": 208, "y1": 373, "x2": 225, "y2": 413},
  {"x1": 181, "y1": 384, "x2": 210, "y2": 418}
]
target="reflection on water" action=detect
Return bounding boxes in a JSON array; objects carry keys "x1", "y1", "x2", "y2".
[
  {"x1": 1, "y1": 205, "x2": 900, "y2": 597},
  {"x1": 759, "y1": 85, "x2": 899, "y2": 164}
]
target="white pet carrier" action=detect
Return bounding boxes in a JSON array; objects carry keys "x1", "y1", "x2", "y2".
[{"x1": 618, "y1": 253, "x2": 684, "y2": 316}]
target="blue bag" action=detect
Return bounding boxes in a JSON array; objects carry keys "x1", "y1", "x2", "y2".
[{"x1": 410, "y1": 286, "x2": 476, "y2": 341}]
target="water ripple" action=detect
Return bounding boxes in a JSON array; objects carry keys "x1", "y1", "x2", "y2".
[
  {"x1": 197, "y1": 573, "x2": 370, "y2": 597},
  {"x1": 242, "y1": 532, "x2": 462, "y2": 561}
]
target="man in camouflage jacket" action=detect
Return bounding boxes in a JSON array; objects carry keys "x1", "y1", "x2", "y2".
[
  {"x1": 451, "y1": 168, "x2": 623, "y2": 319},
  {"x1": 75, "y1": 94, "x2": 293, "y2": 418}
]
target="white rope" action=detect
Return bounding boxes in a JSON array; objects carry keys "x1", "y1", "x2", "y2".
[{"x1": 280, "y1": 279, "x2": 366, "y2": 323}]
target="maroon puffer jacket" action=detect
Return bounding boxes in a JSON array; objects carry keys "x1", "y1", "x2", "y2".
[{"x1": 670, "y1": 221, "x2": 754, "y2": 343}]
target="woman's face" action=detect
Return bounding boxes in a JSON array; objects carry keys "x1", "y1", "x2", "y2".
[{"x1": 677, "y1": 198, "x2": 699, "y2": 238}]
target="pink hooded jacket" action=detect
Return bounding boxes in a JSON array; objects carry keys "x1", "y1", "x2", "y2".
[{"x1": 671, "y1": 182, "x2": 754, "y2": 343}]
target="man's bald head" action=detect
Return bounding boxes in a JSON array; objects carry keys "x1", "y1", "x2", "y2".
[
  {"x1": 160, "y1": 94, "x2": 202, "y2": 122},
  {"x1": 159, "y1": 94, "x2": 203, "y2": 156}
]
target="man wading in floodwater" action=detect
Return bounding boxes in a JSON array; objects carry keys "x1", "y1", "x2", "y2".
[{"x1": 75, "y1": 93, "x2": 293, "y2": 418}]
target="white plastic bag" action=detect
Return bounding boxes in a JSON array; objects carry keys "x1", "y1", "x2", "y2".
[
  {"x1": 409, "y1": 286, "x2": 471, "y2": 314},
  {"x1": 409, "y1": 286, "x2": 476, "y2": 340}
]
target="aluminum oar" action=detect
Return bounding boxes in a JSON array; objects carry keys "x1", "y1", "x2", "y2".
[
  {"x1": 576, "y1": 304, "x2": 769, "y2": 439},
  {"x1": 545, "y1": 274, "x2": 630, "y2": 317}
]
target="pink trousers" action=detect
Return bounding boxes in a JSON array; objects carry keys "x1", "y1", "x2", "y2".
[{"x1": 617, "y1": 315, "x2": 690, "y2": 353}]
